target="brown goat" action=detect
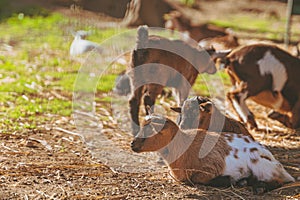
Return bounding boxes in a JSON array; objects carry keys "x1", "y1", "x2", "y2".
[
  {"x1": 164, "y1": 11, "x2": 227, "y2": 42},
  {"x1": 198, "y1": 34, "x2": 240, "y2": 50},
  {"x1": 131, "y1": 115, "x2": 295, "y2": 192},
  {"x1": 164, "y1": 10, "x2": 239, "y2": 49},
  {"x1": 220, "y1": 43, "x2": 300, "y2": 129},
  {"x1": 128, "y1": 25, "x2": 220, "y2": 135},
  {"x1": 171, "y1": 96, "x2": 254, "y2": 139}
]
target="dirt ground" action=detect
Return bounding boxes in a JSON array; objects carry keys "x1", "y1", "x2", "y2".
[{"x1": 1, "y1": 0, "x2": 300, "y2": 199}]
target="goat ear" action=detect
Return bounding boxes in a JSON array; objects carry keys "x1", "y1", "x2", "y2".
[
  {"x1": 199, "y1": 102, "x2": 212, "y2": 113},
  {"x1": 151, "y1": 122, "x2": 164, "y2": 133},
  {"x1": 146, "y1": 105, "x2": 153, "y2": 115},
  {"x1": 71, "y1": 30, "x2": 77, "y2": 37},
  {"x1": 210, "y1": 49, "x2": 232, "y2": 62},
  {"x1": 170, "y1": 107, "x2": 181, "y2": 113}
]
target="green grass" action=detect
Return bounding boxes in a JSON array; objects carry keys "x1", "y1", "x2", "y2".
[
  {"x1": 192, "y1": 71, "x2": 231, "y2": 97},
  {"x1": 0, "y1": 10, "x2": 237, "y2": 133},
  {"x1": 179, "y1": 0, "x2": 196, "y2": 8},
  {"x1": 211, "y1": 14, "x2": 295, "y2": 41},
  {"x1": 0, "y1": 11, "x2": 127, "y2": 133},
  {"x1": 1, "y1": 7, "x2": 292, "y2": 133}
]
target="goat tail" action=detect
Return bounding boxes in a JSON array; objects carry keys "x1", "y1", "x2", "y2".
[{"x1": 136, "y1": 25, "x2": 149, "y2": 49}]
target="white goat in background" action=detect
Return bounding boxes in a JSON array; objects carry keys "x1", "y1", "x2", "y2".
[{"x1": 70, "y1": 30, "x2": 102, "y2": 56}]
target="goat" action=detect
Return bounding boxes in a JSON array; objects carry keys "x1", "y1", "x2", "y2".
[
  {"x1": 164, "y1": 10, "x2": 237, "y2": 47},
  {"x1": 128, "y1": 25, "x2": 221, "y2": 135},
  {"x1": 171, "y1": 96, "x2": 253, "y2": 139},
  {"x1": 198, "y1": 34, "x2": 239, "y2": 51},
  {"x1": 164, "y1": 11, "x2": 227, "y2": 42},
  {"x1": 113, "y1": 70, "x2": 173, "y2": 100},
  {"x1": 113, "y1": 70, "x2": 132, "y2": 96},
  {"x1": 219, "y1": 43, "x2": 300, "y2": 129},
  {"x1": 131, "y1": 115, "x2": 295, "y2": 192},
  {"x1": 70, "y1": 30, "x2": 102, "y2": 56}
]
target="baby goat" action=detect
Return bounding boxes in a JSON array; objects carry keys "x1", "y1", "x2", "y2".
[
  {"x1": 171, "y1": 96, "x2": 253, "y2": 139},
  {"x1": 113, "y1": 70, "x2": 132, "y2": 96},
  {"x1": 129, "y1": 25, "x2": 220, "y2": 135},
  {"x1": 220, "y1": 44, "x2": 300, "y2": 129},
  {"x1": 198, "y1": 34, "x2": 239, "y2": 51},
  {"x1": 164, "y1": 11, "x2": 227, "y2": 42},
  {"x1": 131, "y1": 115, "x2": 295, "y2": 192},
  {"x1": 164, "y1": 11, "x2": 239, "y2": 50},
  {"x1": 70, "y1": 30, "x2": 102, "y2": 56}
]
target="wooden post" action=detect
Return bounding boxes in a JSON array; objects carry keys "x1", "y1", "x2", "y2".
[{"x1": 285, "y1": 0, "x2": 293, "y2": 48}]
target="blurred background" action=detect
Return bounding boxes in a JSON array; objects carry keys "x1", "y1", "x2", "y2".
[{"x1": 0, "y1": 0, "x2": 299, "y2": 199}]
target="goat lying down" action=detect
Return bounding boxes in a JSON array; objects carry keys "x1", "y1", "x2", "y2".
[
  {"x1": 219, "y1": 44, "x2": 300, "y2": 129},
  {"x1": 129, "y1": 25, "x2": 225, "y2": 135},
  {"x1": 171, "y1": 96, "x2": 253, "y2": 139},
  {"x1": 131, "y1": 115, "x2": 295, "y2": 192}
]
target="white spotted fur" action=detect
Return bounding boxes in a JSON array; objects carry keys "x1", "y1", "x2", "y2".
[
  {"x1": 223, "y1": 133, "x2": 295, "y2": 183},
  {"x1": 257, "y1": 51, "x2": 287, "y2": 92}
]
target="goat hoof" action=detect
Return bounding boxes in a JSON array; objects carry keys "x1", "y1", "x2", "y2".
[
  {"x1": 247, "y1": 115, "x2": 258, "y2": 130},
  {"x1": 268, "y1": 111, "x2": 293, "y2": 128},
  {"x1": 252, "y1": 180, "x2": 282, "y2": 194},
  {"x1": 252, "y1": 181, "x2": 268, "y2": 194},
  {"x1": 253, "y1": 187, "x2": 266, "y2": 195},
  {"x1": 247, "y1": 122, "x2": 258, "y2": 130},
  {"x1": 236, "y1": 178, "x2": 248, "y2": 187},
  {"x1": 268, "y1": 111, "x2": 281, "y2": 119}
]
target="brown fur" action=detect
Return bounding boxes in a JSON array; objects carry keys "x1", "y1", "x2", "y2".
[
  {"x1": 129, "y1": 26, "x2": 218, "y2": 135},
  {"x1": 131, "y1": 116, "x2": 231, "y2": 184},
  {"x1": 222, "y1": 44, "x2": 300, "y2": 129},
  {"x1": 199, "y1": 34, "x2": 240, "y2": 50},
  {"x1": 209, "y1": 104, "x2": 254, "y2": 139},
  {"x1": 171, "y1": 96, "x2": 254, "y2": 139},
  {"x1": 164, "y1": 11, "x2": 227, "y2": 42}
]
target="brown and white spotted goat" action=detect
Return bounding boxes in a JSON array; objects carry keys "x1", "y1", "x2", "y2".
[
  {"x1": 129, "y1": 25, "x2": 220, "y2": 135},
  {"x1": 171, "y1": 96, "x2": 253, "y2": 139},
  {"x1": 131, "y1": 115, "x2": 294, "y2": 192},
  {"x1": 220, "y1": 44, "x2": 300, "y2": 129}
]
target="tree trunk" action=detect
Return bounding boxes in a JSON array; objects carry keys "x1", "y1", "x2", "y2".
[{"x1": 122, "y1": 0, "x2": 175, "y2": 27}]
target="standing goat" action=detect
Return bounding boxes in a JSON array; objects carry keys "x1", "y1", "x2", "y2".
[
  {"x1": 171, "y1": 96, "x2": 253, "y2": 139},
  {"x1": 220, "y1": 44, "x2": 300, "y2": 129},
  {"x1": 129, "y1": 25, "x2": 220, "y2": 135},
  {"x1": 131, "y1": 115, "x2": 294, "y2": 192}
]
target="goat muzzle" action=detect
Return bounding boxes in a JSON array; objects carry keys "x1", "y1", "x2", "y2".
[{"x1": 131, "y1": 138, "x2": 145, "y2": 152}]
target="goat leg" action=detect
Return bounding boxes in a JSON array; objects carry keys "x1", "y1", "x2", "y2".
[
  {"x1": 268, "y1": 111, "x2": 292, "y2": 128},
  {"x1": 143, "y1": 94, "x2": 155, "y2": 114},
  {"x1": 129, "y1": 87, "x2": 144, "y2": 136},
  {"x1": 143, "y1": 84, "x2": 163, "y2": 115},
  {"x1": 226, "y1": 82, "x2": 258, "y2": 129},
  {"x1": 205, "y1": 175, "x2": 232, "y2": 187},
  {"x1": 291, "y1": 100, "x2": 300, "y2": 129}
]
